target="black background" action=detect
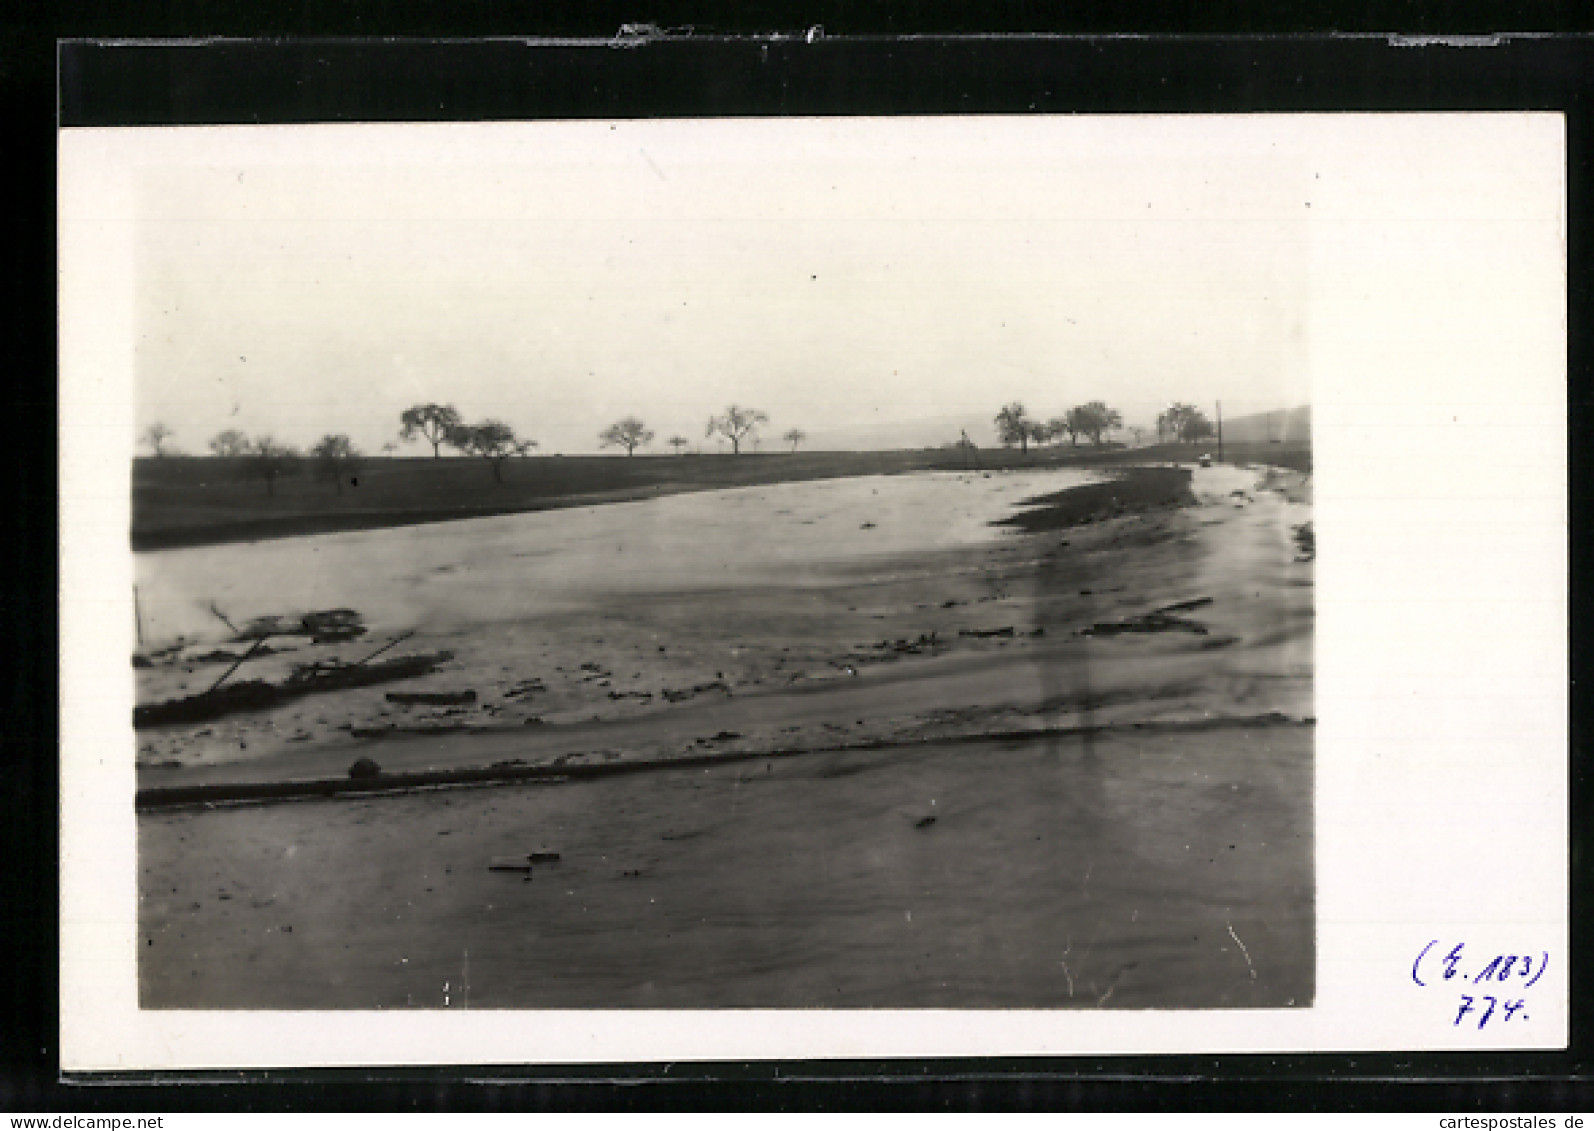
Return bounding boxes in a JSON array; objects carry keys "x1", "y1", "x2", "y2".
[{"x1": 9, "y1": 3, "x2": 1594, "y2": 1113}]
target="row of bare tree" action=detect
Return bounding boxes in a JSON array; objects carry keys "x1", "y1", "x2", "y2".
[
  {"x1": 139, "y1": 401, "x2": 809, "y2": 493},
  {"x1": 396, "y1": 403, "x2": 805, "y2": 463},
  {"x1": 595, "y1": 408, "x2": 801, "y2": 457}
]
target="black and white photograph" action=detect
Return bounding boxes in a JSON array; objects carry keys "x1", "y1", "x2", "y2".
[{"x1": 57, "y1": 108, "x2": 1566, "y2": 1065}]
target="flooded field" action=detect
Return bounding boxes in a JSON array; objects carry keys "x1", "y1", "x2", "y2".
[
  {"x1": 134, "y1": 469, "x2": 1107, "y2": 770},
  {"x1": 135, "y1": 469, "x2": 1104, "y2": 646}
]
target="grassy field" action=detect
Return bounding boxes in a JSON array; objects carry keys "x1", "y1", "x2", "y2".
[{"x1": 131, "y1": 440, "x2": 1307, "y2": 550}]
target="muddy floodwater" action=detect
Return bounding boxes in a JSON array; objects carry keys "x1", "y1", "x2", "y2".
[
  {"x1": 137, "y1": 461, "x2": 1314, "y2": 1009},
  {"x1": 135, "y1": 469, "x2": 1104, "y2": 646}
]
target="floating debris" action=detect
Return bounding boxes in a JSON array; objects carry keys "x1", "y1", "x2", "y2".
[
  {"x1": 489, "y1": 857, "x2": 534, "y2": 873},
  {"x1": 185, "y1": 645, "x2": 286, "y2": 666},
  {"x1": 1155, "y1": 597, "x2": 1215, "y2": 615},
  {"x1": 661, "y1": 679, "x2": 732, "y2": 703},
  {"x1": 1082, "y1": 613, "x2": 1208, "y2": 637},
  {"x1": 234, "y1": 608, "x2": 367, "y2": 644},
  {"x1": 386, "y1": 689, "x2": 477, "y2": 706},
  {"x1": 133, "y1": 650, "x2": 454, "y2": 728}
]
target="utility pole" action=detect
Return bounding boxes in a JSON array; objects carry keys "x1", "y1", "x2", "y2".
[{"x1": 1216, "y1": 400, "x2": 1224, "y2": 463}]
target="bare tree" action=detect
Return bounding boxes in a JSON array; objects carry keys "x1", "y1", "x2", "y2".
[
  {"x1": 994, "y1": 402, "x2": 1035, "y2": 453},
  {"x1": 599, "y1": 416, "x2": 655, "y2": 457},
  {"x1": 399, "y1": 403, "x2": 464, "y2": 458},
  {"x1": 311, "y1": 434, "x2": 363, "y2": 494},
  {"x1": 209, "y1": 429, "x2": 251, "y2": 458},
  {"x1": 668, "y1": 435, "x2": 690, "y2": 455},
  {"x1": 705, "y1": 404, "x2": 769, "y2": 455},
  {"x1": 246, "y1": 436, "x2": 300, "y2": 497},
  {"x1": 142, "y1": 422, "x2": 175, "y2": 457},
  {"x1": 453, "y1": 419, "x2": 536, "y2": 483},
  {"x1": 783, "y1": 428, "x2": 807, "y2": 453},
  {"x1": 381, "y1": 441, "x2": 399, "y2": 455}
]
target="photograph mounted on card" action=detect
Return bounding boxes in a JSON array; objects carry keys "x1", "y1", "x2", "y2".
[{"x1": 58, "y1": 110, "x2": 1566, "y2": 1068}]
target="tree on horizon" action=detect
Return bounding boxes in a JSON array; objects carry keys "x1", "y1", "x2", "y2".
[
  {"x1": 142, "y1": 422, "x2": 175, "y2": 457},
  {"x1": 668, "y1": 435, "x2": 690, "y2": 455},
  {"x1": 452, "y1": 419, "x2": 536, "y2": 483},
  {"x1": 994, "y1": 402, "x2": 1035, "y2": 453},
  {"x1": 1158, "y1": 403, "x2": 1214, "y2": 443},
  {"x1": 400, "y1": 403, "x2": 464, "y2": 458},
  {"x1": 311, "y1": 434, "x2": 363, "y2": 494},
  {"x1": 208, "y1": 429, "x2": 251, "y2": 458},
  {"x1": 599, "y1": 416, "x2": 655, "y2": 457},
  {"x1": 706, "y1": 404, "x2": 769, "y2": 455},
  {"x1": 1077, "y1": 400, "x2": 1124, "y2": 445},
  {"x1": 783, "y1": 428, "x2": 807, "y2": 453}
]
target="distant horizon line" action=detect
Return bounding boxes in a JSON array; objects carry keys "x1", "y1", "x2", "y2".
[{"x1": 137, "y1": 403, "x2": 1311, "y2": 459}]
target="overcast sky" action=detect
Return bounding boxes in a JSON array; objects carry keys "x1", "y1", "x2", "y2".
[
  {"x1": 99, "y1": 114, "x2": 1553, "y2": 456},
  {"x1": 117, "y1": 116, "x2": 1326, "y2": 456}
]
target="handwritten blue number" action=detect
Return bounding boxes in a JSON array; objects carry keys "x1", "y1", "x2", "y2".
[
  {"x1": 1443, "y1": 943, "x2": 1464, "y2": 980},
  {"x1": 1479, "y1": 995, "x2": 1497, "y2": 1028}
]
